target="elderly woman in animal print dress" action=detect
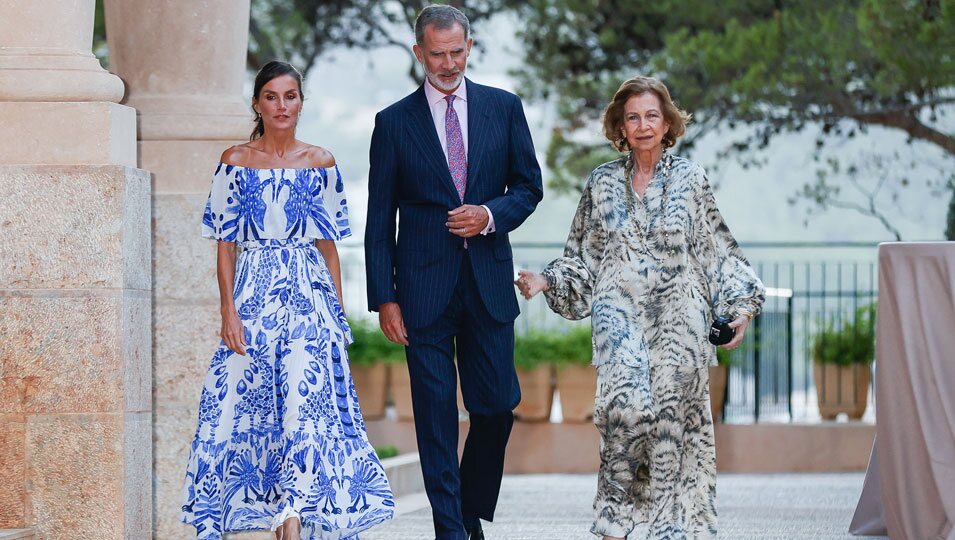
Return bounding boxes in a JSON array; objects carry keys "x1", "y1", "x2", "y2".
[{"x1": 516, "y1": 76, "x2": 765, "y2": 540}]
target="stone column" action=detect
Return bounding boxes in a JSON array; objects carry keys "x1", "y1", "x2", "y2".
[
  {"x1": 104, "y1": 1, "x2": 252, "y2": 537},
  {"x1": 0, "y1": 1, "x2": 152, "y2": 539}
]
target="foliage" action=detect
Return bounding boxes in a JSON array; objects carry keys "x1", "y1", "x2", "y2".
[
  {"x1": 93, "y1": 0, "x2": 108, "y2": 66},
  {"x1": 374, "y1": 445, "x2": 400, "y2": 459},
  {"x1": 514, "y1": 326, "x2": 592, "y2": 369},
  {"x1": 509, "y1": 0, "x2": 955, "y2": 236},
  {"x1": 347, "y1": 319, "x2": 405, "y2": 365},
  {"x1": 811, "y1": 304, "x2": 876, "y2": 366},
  {"x1": 716, "y1": 347, "x2": 733, "y2": 367}
]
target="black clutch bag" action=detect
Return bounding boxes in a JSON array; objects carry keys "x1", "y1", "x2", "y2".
[{"x1": 708, "y1": 314, "x2": 736, "y2": 346}]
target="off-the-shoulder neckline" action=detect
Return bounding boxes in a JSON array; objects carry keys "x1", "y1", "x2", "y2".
[{"x1": 218, "y1": 162, "x2": 338, "y2": 171}]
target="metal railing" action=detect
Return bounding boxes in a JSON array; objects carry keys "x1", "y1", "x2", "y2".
[{"x1": 337, "y1": 241, "x2": 880, "y2": 423}]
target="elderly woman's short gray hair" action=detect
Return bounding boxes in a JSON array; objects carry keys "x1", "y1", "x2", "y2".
[{"x1": 414, "y1": 4, "x2": 471, "y2": 45}]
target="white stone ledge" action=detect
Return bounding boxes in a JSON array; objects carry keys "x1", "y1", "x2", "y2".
[
  {"x1": 381, "y1": 452, "x2": 426, "y2": 499},
  {"x1": 0, "y1": 529, "x2": 35, "y2": 540}
]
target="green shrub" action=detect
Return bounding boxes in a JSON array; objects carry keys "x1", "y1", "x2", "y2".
[
  {"x1": 716, "y1": 347, "x2": 733, "y2": 367},
  {"x1": 811, "y1": 304, "x2": 876, "y2": 366},
  {"x1": 347, "y1": 319, "x2": 405, "y2": 365},
  {"x1": 374, "y1": 445, "x2": 400, "y2": 459},
  {"x1": 514, "y1": 326, "x2": 593, "y2": 369},
  {"x1": 553, "y1": 326, "x2": 594, "y2": 366}
]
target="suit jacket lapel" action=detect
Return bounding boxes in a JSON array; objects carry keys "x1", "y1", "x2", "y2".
[
  {"x1": 404, "y1": 85, "x2": 460, "y2": 201},
  {"x1": 465, "y1": 78, "x2": 490, "y2": 202}
]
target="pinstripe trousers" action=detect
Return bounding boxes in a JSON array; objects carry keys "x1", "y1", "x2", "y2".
[{"x1": 404, "y1": 253, "x2": 521, "y2": 540}]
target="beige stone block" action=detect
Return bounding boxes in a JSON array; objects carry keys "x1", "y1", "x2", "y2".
[
  {"x1": 153, "y1": 301, "x2": 220, "y2": 406},
  {"x1": 153, "y1": 194, "x2": 220, "y2": 302},
  {"x1": 124, "y1": 291, "x2": 152, "y2": 413},
  {"x1": 123, "y1": 167, "x2": 153, "y2": 294},
  {"x1": 143, "y1": 140, "x2": 246, "y2": 193},
  {"x1": 0, "y1": 293, "x2": 148, "y2": 414},
  {"x1": 0, "y1": 104, "x2": 135, "y2": 166},
  {"x1": 26, "y1": 413, "x2": 124, "y2": 539},
  {"x1": 124, "y1": 412, "x2": 153, "y2": 540},
  {"x1": 0, "y1": 414, "x2": 27, "y2": 528},
  {"x1": 0, "y1": 165, "x2": 150, "y2": 290},
  {"x1": 153, "y1": 405, "x2": 200, "y2": 540}
]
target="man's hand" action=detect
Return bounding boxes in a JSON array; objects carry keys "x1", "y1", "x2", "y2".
[
  {"x1": 378, "y1": 302, "x2": 409, "y2": 346},
  {"x1": 447, "y1": 205, "x2": 489, "y2": 238}
]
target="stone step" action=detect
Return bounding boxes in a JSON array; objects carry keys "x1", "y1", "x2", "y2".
[
  {"x1": 380, "y1": 452, "x2": 425, "y2": 498},
  {"x1": 0, "y1": 530, "x2": 35, "y2": 540}
]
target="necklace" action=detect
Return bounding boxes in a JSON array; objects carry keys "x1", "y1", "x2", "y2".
[{"x1": 624, "y1": 150, "x2": 675, "y2": 260}]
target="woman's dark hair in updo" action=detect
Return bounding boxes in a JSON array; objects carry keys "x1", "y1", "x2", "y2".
[{"x1": 250, "y1": 61, "x2": 304, "y2": 141}]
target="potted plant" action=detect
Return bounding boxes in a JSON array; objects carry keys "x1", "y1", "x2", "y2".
[
  {"x1": 513, "y1": 331, "x2": 557, "y2": 422},
  {"x1": 347, "y1": 319, "x2": 403, "y2": 420},
  {"x1": 389, "y1": 355, "x2": 466, "y2": 422},
  {"x1": 811, "y1": 304, "x2": 876, "y2": 420},
  {"x1": 709, "y1": 347, "x2": 734, "y2": 423},
  {"x1": 554, "y1": 326, "x2": 596, "y2": 423}
]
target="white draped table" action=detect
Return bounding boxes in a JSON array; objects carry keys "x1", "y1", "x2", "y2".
[{"x1": 850, "y1": 242, "x2": 955, "y2": 539}]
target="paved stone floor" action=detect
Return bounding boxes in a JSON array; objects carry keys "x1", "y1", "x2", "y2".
[{"x1": 361, "y1": 473, "x2": 886, "y2": 540}]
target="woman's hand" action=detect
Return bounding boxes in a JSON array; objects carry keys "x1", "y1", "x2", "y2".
[
  {"x1": 721, "y1": 315, "x2": 750, "y2": 350},
  {"x1": 515, "y1": 270, "x2": 549, "y2": 300},
  {"x1": 221, "y1": 307, "x2": 246, "y2": 355}
]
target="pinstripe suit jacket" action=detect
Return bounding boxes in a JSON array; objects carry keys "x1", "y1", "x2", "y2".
[{"x1": 365, "y1": 79, "x2": 543, "y2": 329}]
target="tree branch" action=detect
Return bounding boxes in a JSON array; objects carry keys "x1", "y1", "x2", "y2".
[{"x1": 847, "y1": 111, "x2": 955, "y2": 154}]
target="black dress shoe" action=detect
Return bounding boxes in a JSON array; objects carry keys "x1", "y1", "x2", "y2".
[{"x1": 468, "y1": 523, "x2": 485, "y2": 540}]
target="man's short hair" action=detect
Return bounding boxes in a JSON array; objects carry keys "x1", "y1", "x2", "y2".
[{"x1": 414, "y1": 4, "x2": 471, "y2": 45}]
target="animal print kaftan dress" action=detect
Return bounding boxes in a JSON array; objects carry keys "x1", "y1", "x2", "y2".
[{"x1": 542, "y1": 152, "x2": 764, "y2": 539}]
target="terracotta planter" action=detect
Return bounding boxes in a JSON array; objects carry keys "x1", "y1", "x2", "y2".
[
  {"x1": 813, "y1": 363, "x2": 871, "y2": 420},
  {"x1": 350, "y1": 362, "x2": 388, "y2": 419},
  {"x1": 708, "y1": 365, "x2": 728, "y2": 423},
  {"x1": 388, "y1": 363, "x2": 415, "y2": 421},
  {"x1": 514, "y1": 364, "x2": 555, "y2": 422},
  {"x1": 556, "y1": 363, "x2": 596, "y2": 422}
]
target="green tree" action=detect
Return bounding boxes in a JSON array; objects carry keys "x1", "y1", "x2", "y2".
[{"x1": 510, "y1": 0, "x2": 955, "y2": 238}]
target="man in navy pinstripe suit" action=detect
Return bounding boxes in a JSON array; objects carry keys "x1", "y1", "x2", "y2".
[{"x1": 364, "y1": 5, "x2": 543, "y2": 539}]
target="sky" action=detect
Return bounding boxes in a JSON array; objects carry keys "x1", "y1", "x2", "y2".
[{"x1": 291, "y1": 11, "x2": 951, "y2": 257}]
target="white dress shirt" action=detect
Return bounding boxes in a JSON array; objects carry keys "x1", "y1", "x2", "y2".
[{"x1": 424, "y1": 80, "x2": 495, "y2": 235}]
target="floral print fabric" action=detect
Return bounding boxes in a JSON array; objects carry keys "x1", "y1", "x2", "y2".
[{"x1": 182, "y1": 165, "x2": 393, "y2": 539}]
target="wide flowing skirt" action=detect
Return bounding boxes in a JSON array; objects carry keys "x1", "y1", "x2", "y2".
[{"x1": 180, "y1": 239, "x2": 394, "y2": 539}]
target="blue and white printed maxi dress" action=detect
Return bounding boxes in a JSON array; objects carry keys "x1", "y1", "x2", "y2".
[{"x1": 181, "y1": 163, "x2": 394, "y2": 539}]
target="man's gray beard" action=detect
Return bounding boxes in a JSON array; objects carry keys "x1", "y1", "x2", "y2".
[{"x1": 423, "y1": 64, "x2": 464, "y2": 92}]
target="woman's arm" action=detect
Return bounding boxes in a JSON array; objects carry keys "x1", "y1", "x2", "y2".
[
  {"x1": 691, "y1": 168, "x2": 765, "y2": 348},
  {"x1": 533, "y1": 176, "x2": 604, "y2": 320},
  {"x1": 216, "y1": 240, "x2": 245, "y2": 355},
  {"x1": 316, "y1": 240, "x2": 345, "y2": 313}
]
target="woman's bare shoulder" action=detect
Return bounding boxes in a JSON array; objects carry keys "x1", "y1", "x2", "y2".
[
  {"x1": 219, "y1": 144, "x2": 256, "y2": 166},
  {"x1": 304, "y1": 144, "x2": 336, "y2": 168}
]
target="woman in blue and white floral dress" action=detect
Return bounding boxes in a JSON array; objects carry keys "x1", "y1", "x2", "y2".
[{"x1": 180, "y1": 61, "x2": 394, "y2": 540}]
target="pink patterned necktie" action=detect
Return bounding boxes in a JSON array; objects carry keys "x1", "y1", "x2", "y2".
[{"x1": 445, "y1": 95, "x2": 467, "y2": 201}]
